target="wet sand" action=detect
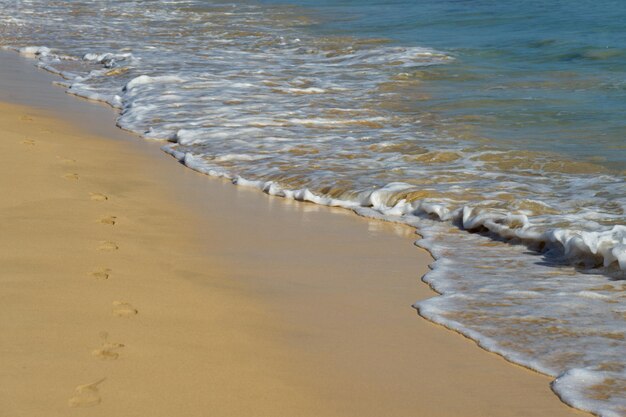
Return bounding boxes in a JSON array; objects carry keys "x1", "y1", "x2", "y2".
[{"x1": 0, "y1": 51, "x2": 587, "y2": 417}]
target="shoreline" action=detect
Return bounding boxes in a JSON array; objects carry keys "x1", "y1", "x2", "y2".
[{"x1": 0, "y1": 51, "x2": 588, "y2": 416}]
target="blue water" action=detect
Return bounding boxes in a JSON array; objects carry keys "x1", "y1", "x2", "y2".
[{"x1": 261, "y1": 0, "x2": 626, "y2": 170}]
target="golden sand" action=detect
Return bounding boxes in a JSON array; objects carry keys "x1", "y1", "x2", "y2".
[{"x1": 0, "y1": 103, "x2": 325, "y2": 416}]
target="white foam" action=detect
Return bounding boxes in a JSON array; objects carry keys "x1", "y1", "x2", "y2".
[
  {"x1": 554, "y1": 368, "x2": 626, "y2": 417},
  {"x1": 18, "y1": 46, "x2": 50, "y2": 57},
  {"x1": 125, "y1": 74, "x2": 185, "y2": 90}
]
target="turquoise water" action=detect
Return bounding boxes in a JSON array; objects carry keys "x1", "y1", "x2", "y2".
[{"x1": 261, "y1": 0, "x2": 626, "y2": 170}]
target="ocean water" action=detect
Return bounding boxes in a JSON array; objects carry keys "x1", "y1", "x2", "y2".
[{"x1": 0, "y1": 1, "x2": 624, "y2": 416}]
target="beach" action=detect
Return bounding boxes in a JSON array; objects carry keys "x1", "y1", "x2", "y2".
[
  {"x1": 2, "y1": 1, "x2": 625, "y2": 414},
  {"x1": 0, "y1": 50, "x2": 589, "y2": 416}
]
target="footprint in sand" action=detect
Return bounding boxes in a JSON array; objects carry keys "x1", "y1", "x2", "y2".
[
  {"x1": 99, "y1": 216, "x2": 117, "y2": 226},
  {"x1": 90, "y1": 192, "x2": 108, "y2": 201},
  {"x1": 62, "y1": 173, "x2": 79, "y2": 181},
  {"x1": 98, "y1": 241, "x2": 119, "y2": 251},
  {"x1": 57, "y1": 156, "x2": 76, "y2": 164},
  {"x1": 67, "y1": 378, "x2": 105, "y2": 408},
  {"x1": 91, "y1": 332, "x2": 125, "y2": 360},
  {"x1": 91, "y1": 268, "x2": 111, "y2": 280},
  {"x1": 21, "y1": 139, "x2": 35, "y2": 147},
  {"x1": 20, "y1": 115, "x2": 33, "y2": 122},
  {"x1": 112, "y1": 301, "x2": 138, "y2": 317}
]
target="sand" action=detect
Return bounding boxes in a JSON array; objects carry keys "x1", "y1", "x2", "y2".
[{"x1": 0, "y1": 51, "x2": 588, "y2": 417}]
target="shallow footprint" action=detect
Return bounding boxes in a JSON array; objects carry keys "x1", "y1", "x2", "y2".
[
  {"x1": 90, "y1": 192, "x2": 108, "y2": 201},
  {"x1": 22, "y1": 139, "x2": 35, "y2": 147},
  {"x1": 99, "y1": 216, "x2": 117, "y2": 226},
  {"x1": 67, "y1": 378, "x2": 105, "y2": 408},
  {"x1": 91, "y1": 268, "x2": 111, "y2": 280},
  {"x1": 98, "y1": 241, "x2": 118, "y2": 251},
  {"x1": 112, "y1": 301, "x2": 138, "y2": 317},
  {"x1": 92, "y1": 332, "x2": 124, "y2": 360},
  {"x1": 58, "y1": 156, "x2": 76, "y2": 164},
  {"x1": 20, "y1": 115, "x2": 33, "y2": 122},
  {"x1": 62, "y1": 173, "x2": 79, "y2": 181}
]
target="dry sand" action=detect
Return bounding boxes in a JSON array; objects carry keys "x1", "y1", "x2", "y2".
[{"x1": 0, "y1": 52, "x2": 588, "y2": 417}]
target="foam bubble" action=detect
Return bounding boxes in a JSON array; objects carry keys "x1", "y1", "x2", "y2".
[{"x1": 18, "y1": 46, "x2": 50, "y2": 57}]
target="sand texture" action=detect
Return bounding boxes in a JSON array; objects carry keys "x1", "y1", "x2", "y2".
[{"x1": 0, "y1": 51, "x2": 588, "y2": 417}]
